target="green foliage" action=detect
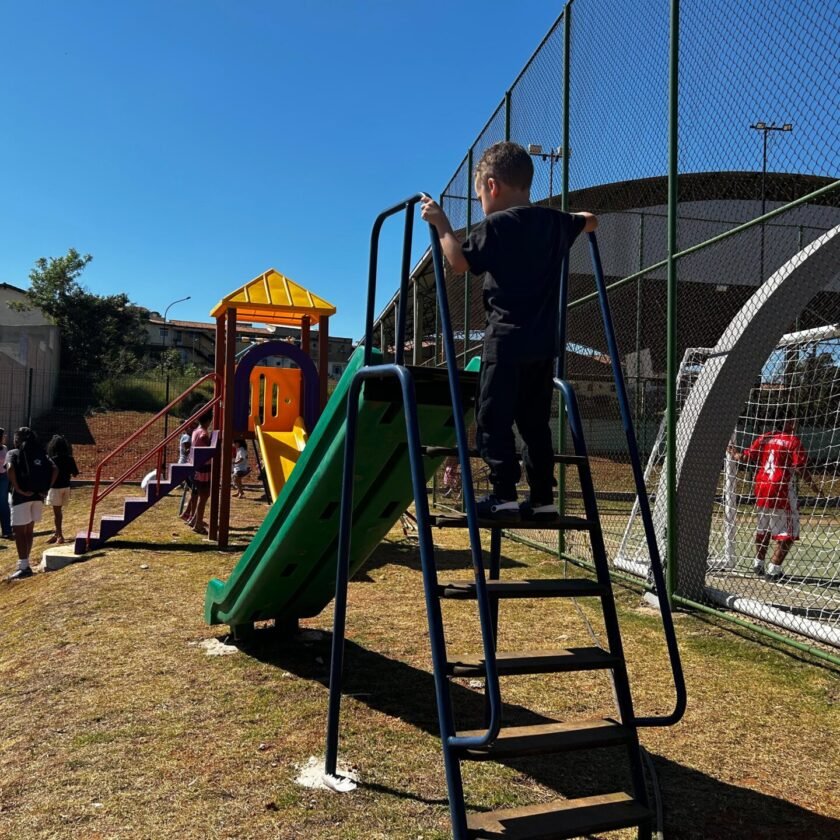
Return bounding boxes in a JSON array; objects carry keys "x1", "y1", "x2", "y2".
[
  {"x1": 94, "y1": 377, "x2": 171, "y2": 414},
  {"x1": 152, "y1": 348, "x2": 206, "y2": 381},
  {"x1": 94, "y1": 372, "x2": 214, "y2": 417},
  {"x1": 23, "y1": 248, "x2": 149, "y2": 375},
  {"x1": 786, "y1": 350, "x2": 840, "y2": 422}
]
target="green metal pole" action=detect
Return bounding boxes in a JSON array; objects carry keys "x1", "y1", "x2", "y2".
[
  {"x1": 557, "y1": 1, "x2": 572, "y2": 553},
  {"x1": 795, "y1": 225, "x2": 803, "y2": 331},
  {"x1": 561, "y1": 3, "x2": 571, "y2": 211},
  {"x1": 636, "y1": 213, "x2": 645, "y2": 451},
  {"x1": 665, "y1": 0, "x2": 680, "y2": 602},
  {"x1": 464, "y1": 149, "x2": 473, "y2": 364}
]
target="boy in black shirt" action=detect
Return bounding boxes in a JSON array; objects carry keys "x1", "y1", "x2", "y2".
[{"x1": 421, "y1": 141, "x2": 597, "y2": 520}]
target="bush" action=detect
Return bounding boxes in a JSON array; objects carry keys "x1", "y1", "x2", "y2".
[{"x1": 94, "y1": 374, "x2": 213, "y2": 416}]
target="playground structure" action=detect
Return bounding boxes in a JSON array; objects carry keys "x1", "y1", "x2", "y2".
[
  {"x1": 205, "y1": 195, "x2": 685, "y2": 838},
  {"x1": 71, "y1": 268, "x2": 335, "y2": 555}
]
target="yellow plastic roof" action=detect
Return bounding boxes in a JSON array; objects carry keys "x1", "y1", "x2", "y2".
[{"x1": 210, "y1": 268, "x2": 336, "y2": 326}]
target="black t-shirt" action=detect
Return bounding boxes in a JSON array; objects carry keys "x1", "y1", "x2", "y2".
[
  {"x1": 51, "y1": 453, "x2": 79, "y2": 489},
  {"x1": 462, "y1": 206, "x2": 585, "y2": 362},
  {"x1": 6, "y1": 448, "x2": 56, "y2": 506}
]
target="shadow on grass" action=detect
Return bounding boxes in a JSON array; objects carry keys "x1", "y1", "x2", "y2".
[
  {"x1": 355, "y1": 538, "x2": 527, "y2": 581},
  {"x1": 104, "y1": 538, "x2": 244, "y2": 554},
  {"x1": 240, "y1": 629, "x2": 839, "y2": 840}
]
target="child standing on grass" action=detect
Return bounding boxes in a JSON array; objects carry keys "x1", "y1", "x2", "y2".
[
  {"x1": 5, "y1": 427, "x2": 57, "y2": 580},
  {"x1": 232, "y1": 439, "x2": 250, "y2": 498},
  {"x1": 46, "y1": 435, "x2": 79, "y2": 545},
  {"x1": 185, "y1": 411, "x2": 213, "y2": 535},
  {"x1": 421, "y1": 141, "x2": 597, "y2": 522}
]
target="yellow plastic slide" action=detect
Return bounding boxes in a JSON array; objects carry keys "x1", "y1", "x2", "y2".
[{"x1": 255, "y1": 417, "x2": 308, "y2": 501}]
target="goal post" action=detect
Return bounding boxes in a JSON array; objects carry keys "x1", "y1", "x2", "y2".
[{"x1": 615, "y1": 326, "x2": 840, "y2": 647}]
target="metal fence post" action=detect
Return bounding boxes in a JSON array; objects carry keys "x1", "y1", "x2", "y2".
[
  {"x1": 26, "y1": 368, "x2": 33, "y2": 427},
  {"x1": 463, "y1": 149, "x2": 473, "y2": 363},
  {"x1": 557, "y1": 1, "x2": 572, "y2": 553},
  {"x1": 636, "y1": 213, "x2": 645, "y2": 449},
  {"x1": 665, "y1": 0, "x2": 680, "y2": 602}
]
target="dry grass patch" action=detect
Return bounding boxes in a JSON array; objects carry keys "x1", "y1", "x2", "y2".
[{"x1": 1, "y1": 489, "x2": 838, "y2": 839}]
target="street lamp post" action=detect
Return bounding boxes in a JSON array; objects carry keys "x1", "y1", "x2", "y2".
[
  {"x1": 749, "y1": 121, "x2": 792, "y2": 282},
  {"x1": 528, "y1": 144, "x2": 568, "y2": 204},
  {"x1": 162, "y1": 295, "x2": 191, "y2": 464}
]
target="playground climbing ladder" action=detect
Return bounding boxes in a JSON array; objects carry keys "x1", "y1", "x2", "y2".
[{"x1": 325, "y1": 195, "x2": 686, "y2": 838}]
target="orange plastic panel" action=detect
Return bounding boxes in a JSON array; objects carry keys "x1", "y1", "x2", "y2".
[{"x1": 248, "y1": 366, "x2": 302, "y2": 433}]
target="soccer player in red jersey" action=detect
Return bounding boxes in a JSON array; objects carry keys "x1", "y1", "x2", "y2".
[{"x1": 728, "y1": 419, "x2": 820, "y2": 580}]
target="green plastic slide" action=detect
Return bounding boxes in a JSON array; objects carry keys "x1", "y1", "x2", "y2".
[{"x1": 205, "y1": 347, "x2": 477, "y2": 630}]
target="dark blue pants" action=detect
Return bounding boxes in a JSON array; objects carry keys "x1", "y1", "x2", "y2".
[{"x1": 476, "y1": 356, "x2": 555, "y2": 502}]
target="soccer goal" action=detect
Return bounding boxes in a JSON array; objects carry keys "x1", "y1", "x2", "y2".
[{"x1": 615, "y1": 325, "x2": 840, "y2": 648}]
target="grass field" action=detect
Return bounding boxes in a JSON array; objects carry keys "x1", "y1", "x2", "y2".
[{"x1": 1, "y1": 487, "x2": 839, "y2": 839}]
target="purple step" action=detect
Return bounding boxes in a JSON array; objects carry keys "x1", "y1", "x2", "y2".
[
  {"x1": 168, "y1": 464, "x2": 194, "y2": 484},
  {"x1": 123, "y1": 497, "x2": 149, "y2": 523},
  {"x1": 99, "y1": 515, "x2": 125, "y2": 539},
  {"x1": 74, "y1": 531, "x2": 102, "y2": 554}
]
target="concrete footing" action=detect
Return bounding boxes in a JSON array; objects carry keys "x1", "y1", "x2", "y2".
[{"x1": 40, "y1": 545, "x2": 80, "y2": 572}]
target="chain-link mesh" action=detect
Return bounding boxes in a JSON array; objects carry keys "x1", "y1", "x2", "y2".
[
  {"x1": 371, "y1": 1, "x2": 840, "y2": 652},
  {"x1": 0, "y1": 368, "x2": 216, "y2": 481}
]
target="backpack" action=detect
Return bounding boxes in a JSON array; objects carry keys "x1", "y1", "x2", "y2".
[{"x1": 18, "y1": 441, "x2": 54, "y2": 494}]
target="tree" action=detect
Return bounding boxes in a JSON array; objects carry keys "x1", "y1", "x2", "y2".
[{"x1": 19, "y1": 249, "x2": 149, "y2": 374}]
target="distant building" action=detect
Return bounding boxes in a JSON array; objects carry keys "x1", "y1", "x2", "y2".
[
  {"x1": 0, "y1": 283, "x2": 61, "y2": 432},
  {"x1": 146, "y1": 316, "x2": 355, "y2": 379}
]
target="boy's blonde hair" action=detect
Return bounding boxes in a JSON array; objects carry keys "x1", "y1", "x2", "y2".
[{"x1": 474, "y1": 142, "x2": 533, "y2": 191}]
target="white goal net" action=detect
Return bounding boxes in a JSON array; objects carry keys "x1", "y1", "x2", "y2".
[{"x1": 616, "y1": 325, "x2": 840, "y2": 648}]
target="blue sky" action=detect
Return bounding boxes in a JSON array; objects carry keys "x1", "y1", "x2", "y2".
[{"x1": 0, "y1": 0, "x2": 563, "y2": 339}]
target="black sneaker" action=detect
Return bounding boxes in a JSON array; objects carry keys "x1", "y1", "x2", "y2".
[
  {"x1": 475, "y1": 495, "x2": 520, "y2": 521},
  {"x1": 753, "y1": 562, "x2": 765, "y2": 577},
  {"x1": 766, "y1": 568, "x2": 784, "y2": 582},
  {"x1": 7, "y1": 567, "x2": 33, "y2": 581},
  {"x1": 520, "y1": 499, "x2": 559, "y2": 522}
]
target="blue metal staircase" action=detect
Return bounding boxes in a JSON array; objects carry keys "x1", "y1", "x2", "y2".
[{"x1": 325, "y1": 195, "x2": 686, "y2": 838}]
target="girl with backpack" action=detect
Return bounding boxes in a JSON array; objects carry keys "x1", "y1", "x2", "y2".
[
  {"x1": 46, "y1": 435, "x2": 79, "y2": 545},
  {"x1": 5, "y1": 427, "x2": 57, "y2": 581}
]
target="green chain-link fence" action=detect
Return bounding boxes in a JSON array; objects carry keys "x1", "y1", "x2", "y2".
[{"x1": 370, "y1": 1, "x2": 840, "y2": 661}]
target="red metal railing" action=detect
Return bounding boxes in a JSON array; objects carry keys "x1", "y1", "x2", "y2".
[{"x1": 84, "y1": 373, "x2": 222, "y2": 550}]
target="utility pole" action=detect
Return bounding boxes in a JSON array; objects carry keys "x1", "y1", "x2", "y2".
[{"x1": 749, "y1": 122, "x2": 792, "y2": 282}]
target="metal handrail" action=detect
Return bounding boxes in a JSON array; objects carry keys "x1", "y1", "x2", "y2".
[
  {"x1": 427, "y1": 219, "x2": 502, "y2": 750},
  {"x1": 85, "y1": 373, "x2": 221, "y2": 550},
  {"x1": 586, "y1": 232, "x2": 687, "y2": 726},
  {"x1": 362, "y1": 192, "x2": 502, "y2": 747}
]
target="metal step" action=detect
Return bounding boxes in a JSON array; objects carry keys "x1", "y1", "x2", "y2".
[
  {"x1": 430, "y1": 513, "x2": 594, "y2": 531},
  {"x1": 448, "y1": 647, "x2": 618, "y2": 678},
  {"x1": 466, "y1": 792, "x2": 650, "y2": 839},
  {"x1": 439, "y1": 579, "x2": 605, "y2": 600},
  {"x1": 456, "y1": 718, "x2": 632, "y2": 760},
  {"x1": 422, "y1": 446, "x2": 586, "y2": 466}
]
